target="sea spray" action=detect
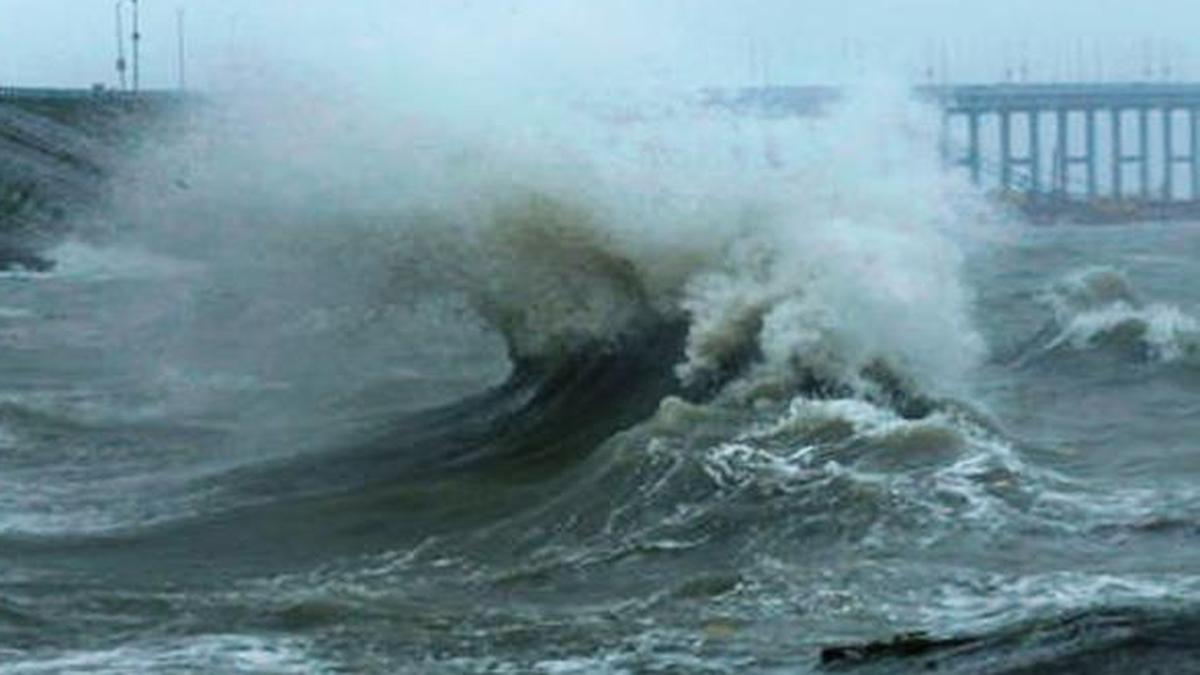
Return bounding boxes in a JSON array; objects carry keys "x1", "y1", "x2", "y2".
[{"x1": 84, "y1": 81, "x2": 991, "y2": 423}]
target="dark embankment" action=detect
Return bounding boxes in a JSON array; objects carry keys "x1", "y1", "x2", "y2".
[{"x1": 0, "y1": 89, "x2": 188, "y2": 269}]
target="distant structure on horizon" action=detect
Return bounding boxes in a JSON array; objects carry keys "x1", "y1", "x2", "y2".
[{"x1": 709, "y1": 81, "x2": 1200, "y2": 223}]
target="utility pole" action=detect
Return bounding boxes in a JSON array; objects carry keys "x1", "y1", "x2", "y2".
[
  {"x1": 132, "y1": 0, "x2": 141, "y2": 92},
  {"x1": 939, "y1": 40, "x2": 950, "y2": 85},
  {"x1": 177, "y1": 8, "x2": 187, "y2": 91},
  {"x1": 1018, "y1": 39, "x2": 1029, "y2": 82},
  {"x1": 1141, "y1": 38, "x2": 1152, "y2": 81},
  {"x1": 114, "y1": 1, "x2": 128, "y2": 90}
]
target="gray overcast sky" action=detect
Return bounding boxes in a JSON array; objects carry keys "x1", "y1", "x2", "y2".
[{"x1": 2, "y1": 1, "x2": 1198, "y2": 92}]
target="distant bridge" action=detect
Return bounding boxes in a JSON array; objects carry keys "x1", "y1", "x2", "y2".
[{"x1": 709, "y1": 83, "x2": 1200, "y2": 218}]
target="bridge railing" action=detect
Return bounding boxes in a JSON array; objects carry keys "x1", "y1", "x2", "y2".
[{"x1": 0, "y1": 86, "x2": 184, "y2": 102}]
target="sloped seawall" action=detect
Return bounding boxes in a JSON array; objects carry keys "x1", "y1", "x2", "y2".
[{"x1": 0, "y1": 89, "x2": 185, "y2": 269}]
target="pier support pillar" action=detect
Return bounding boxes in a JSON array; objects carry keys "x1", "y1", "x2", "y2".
[
  {"x1": 1029, "y1": 110, "x2": 1041, "y2": 193},
  {"x1": 1000, "y1": 110, "x2": 1013, "y2": 190},
  {"x1": 1055, "y1": 108, "x2": 1069, "y2": 197},
  {"x1": 967, "y1": 111, "x2": 981, "y2": 185},
  {"x1": 1192, "y1": 108, "x2": 1200, "y2": 200},
  {"x1": 939, "y1": 112, "x2": 950, "y2": 162},
  {"x1": 1086, "y1": 108, "x2": 1098, "y2": 198},
  {"x1": 1111, "y1": 108, "x2": 1123, "y2": 199},
  {"x1": 1163, "y1": 108, "x2": 1174, "y2": 201},
  {"x1": 1139, "y1": 107, "x2": 1151, "y2": 200}
]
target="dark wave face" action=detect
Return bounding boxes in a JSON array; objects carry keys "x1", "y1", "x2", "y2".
[{"x1": 3, "y1": 89, "x2": 1200, "y2": 674}]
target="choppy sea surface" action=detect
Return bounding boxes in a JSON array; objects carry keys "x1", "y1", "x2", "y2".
[{"x1": 3, "y1": 94, "x2": 1200, "y2": 673}]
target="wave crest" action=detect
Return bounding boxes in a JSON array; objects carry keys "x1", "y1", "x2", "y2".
[{"x1": 1035, "y1": 267, "x2": 1200, "y2": 364}]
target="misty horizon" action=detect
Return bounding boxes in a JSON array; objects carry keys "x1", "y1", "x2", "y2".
[{"x1": 2, "y1": 0, "x2": 1199, "y2": 93}]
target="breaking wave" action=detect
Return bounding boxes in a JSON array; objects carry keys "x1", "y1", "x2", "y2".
[{"x1": 128, "y1": 90, "x2": 980, "y2": 385}]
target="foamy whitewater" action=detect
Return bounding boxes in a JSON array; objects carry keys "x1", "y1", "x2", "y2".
[{"x1": 3, "y1": 74, "x2": 1200, "y2": 673}]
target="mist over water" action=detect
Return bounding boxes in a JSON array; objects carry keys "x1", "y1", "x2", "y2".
[{"x1": 5, "y1": 4, "x2": 1200, "y2": 673}]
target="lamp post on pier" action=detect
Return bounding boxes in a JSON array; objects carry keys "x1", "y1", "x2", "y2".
[
  {"x1": 114, "y1": 0, "x2": 141, "y2": 92},
  {"x1": 132, "y1": 0, "x2": 141, "y2": 92},
  {"x1": 177, "y1": 8, "x2": 187, "y2": 91},
  {"x1": 114, "y1": 0, "x2": 128, "y2": 90}
]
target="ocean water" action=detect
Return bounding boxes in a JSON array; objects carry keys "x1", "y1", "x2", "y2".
[{"x1": 2, "y1": 91, "x2": 1200, "y2": 674}]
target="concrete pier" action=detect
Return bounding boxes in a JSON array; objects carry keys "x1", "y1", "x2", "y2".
[
  {"x1": 709, "y1": 82, "x2": 1200, "y2": 222},
  {"x1": 923, "y1": 84, "x2": 1200, "y2": 205}
]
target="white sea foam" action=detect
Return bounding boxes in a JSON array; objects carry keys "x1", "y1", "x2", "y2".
[
  {"x1": 3, "y1": 634, "x2": 329, "y2": 675},
  {"x1": 0, "y1": 306, "x2": 33, "y2": 319},
  {"x1": 42, "y1": 240, "x2": 201, "y2": 282},
  {"x1": 1040, "y1": 267, "x2": 1200, "y2": 363},
  {"x1": 921, "y1": 570, "x2": 1200, "y2": 637}
]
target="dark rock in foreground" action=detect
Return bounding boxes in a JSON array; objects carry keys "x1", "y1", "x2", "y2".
[{"x1": 819, "y1": 607, "x2": 1200, "y2": 674}]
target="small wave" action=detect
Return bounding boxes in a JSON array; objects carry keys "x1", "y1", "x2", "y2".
[
  {"x1": 1048, "y1": 266, "x2": 1141, "y2": 315},
  {"x1": 623, "y1": 384, "x2": 1029, "y2": 545},
  {"x1": 1018, "y1": 267, "x2": 1200, "y2": 365},
  {"x1": 40, "y1": 240, "x2": 201, "y2": 282},
  {"x1": 1047, "y1": 302, "x2": 1200, "y2": 363}
]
